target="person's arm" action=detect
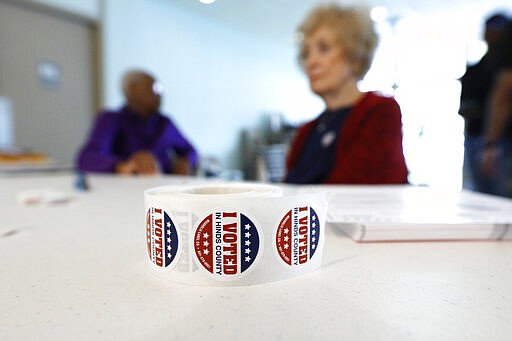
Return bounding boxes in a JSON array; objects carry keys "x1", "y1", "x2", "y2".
[
  {"x1": 481, "y1": 69, "x2": 512, "y2": 175},
  {"x1": 76, "y1": 113, "x2": 124, "y2": 173},
  {"x1": 364, "y1": 100, "x2": 408, "y2": 183},
  {"x1": 485, "y1": 70, "x2": 512, "y2": 146},
  {"x1": 330, "y1": 98, "x2": 408, "y2": 184},
  {"x1": 150, "y1": 117, "x2": 199, "y2": 174}
]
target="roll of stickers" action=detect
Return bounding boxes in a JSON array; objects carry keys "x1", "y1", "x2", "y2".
[{"x1": 144, "y1": 183, "x2": 327, "y2": 286}]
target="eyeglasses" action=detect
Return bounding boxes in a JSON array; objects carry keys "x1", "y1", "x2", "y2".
[{"x1": 152, "y1": 82, "x2": 164, "y2": 95}]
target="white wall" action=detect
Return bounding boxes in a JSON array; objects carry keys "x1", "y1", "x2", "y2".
[
  {"x1": 101, "y1": 0, "x2": 321, "y2": 171},
  {"x1": 21, "y1": 0, "x2": 506, "y2": 186}
]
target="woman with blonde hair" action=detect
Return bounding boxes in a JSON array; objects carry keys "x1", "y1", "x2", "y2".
[{"x1": 285, "y1": 4, "x2": 408, "y2": 184}]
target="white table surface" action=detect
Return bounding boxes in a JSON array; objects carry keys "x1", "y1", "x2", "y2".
[{"x1": 1, "y1": 174, "x2": 511, "y2": 340}]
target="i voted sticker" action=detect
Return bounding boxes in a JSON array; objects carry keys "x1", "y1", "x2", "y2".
[
  {"x1": 275, "y1": 206, "x2": 320, "y2": 269},
  {"x1": 146, "y1": 207, "x2": 181, "y2": 270},
  {"x1": 194, "y1": 210, "x2": 262, "y2": 280}
]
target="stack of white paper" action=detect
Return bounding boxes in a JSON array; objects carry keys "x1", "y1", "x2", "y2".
[{"x1": 291, "y1": 185, "x2": 512, "y2": 242}]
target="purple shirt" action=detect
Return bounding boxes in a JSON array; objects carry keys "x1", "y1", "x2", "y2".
[{"x1": 76, "y1": 106, "x2": 198, "y2": 174}]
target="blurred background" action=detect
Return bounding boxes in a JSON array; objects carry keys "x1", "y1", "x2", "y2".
[{"x1": 1, "y1": 0, "x2": 511, "y2": 187}]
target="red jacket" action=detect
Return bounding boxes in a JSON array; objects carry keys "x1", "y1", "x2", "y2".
[{"x1": 286, "y1": 92, "x2": 408, "y2": 184}]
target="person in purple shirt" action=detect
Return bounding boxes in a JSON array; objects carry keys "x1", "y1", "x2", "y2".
[{"x1": 76, "y1": 70, "x2": 198, "y2": 175}]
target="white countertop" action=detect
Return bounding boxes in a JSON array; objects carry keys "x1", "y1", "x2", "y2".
[{"x1": 1, "y1": 174, "x2": 511, "y2": 340}]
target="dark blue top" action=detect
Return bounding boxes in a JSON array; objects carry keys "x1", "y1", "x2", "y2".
[{"x1": 286, "y1": 106, "x2": 352, "y2": 184}]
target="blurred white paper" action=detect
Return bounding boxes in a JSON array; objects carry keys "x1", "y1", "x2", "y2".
[{"x1": 18, "y1": 188, "x2": 72, "y2": 206}]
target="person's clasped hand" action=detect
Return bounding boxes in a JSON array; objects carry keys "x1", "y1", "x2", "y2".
[{"x1": 115, "y1": 151, "x2": 160, "y2": 175}]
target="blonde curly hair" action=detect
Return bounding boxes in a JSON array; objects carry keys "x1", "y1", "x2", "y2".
[{"x1": 297, "y1": 4, "x2": 377, "y2": 80}]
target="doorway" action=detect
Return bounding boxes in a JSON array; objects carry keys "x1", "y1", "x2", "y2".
[{"x1": 0, "y1": 0, "x2": 98, "y2": 166}]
